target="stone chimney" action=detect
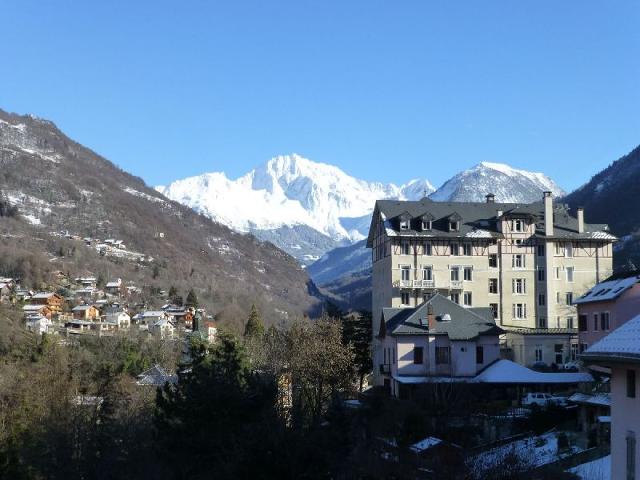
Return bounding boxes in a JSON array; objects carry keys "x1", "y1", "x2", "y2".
[
  {"x1": 486, "y1": 193, "x2": 495, "y2": 203},
  {"x1": 577, "y1": 207, "x2": 584, "y2": 234},
  {"x1": 544, "y1": 191, "x2": 554, "y2": 236},
  {"x1": 427, "y1": 303, "x2": 435, "y2": 330}
]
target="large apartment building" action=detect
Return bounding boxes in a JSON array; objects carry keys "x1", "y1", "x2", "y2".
[{"x1": 367, "y1": 192, "x2": 615, "y2": 382}]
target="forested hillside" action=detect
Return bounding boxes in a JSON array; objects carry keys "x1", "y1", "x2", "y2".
[
  {"x1": 0, "y1": 109, "x2": 321, "y2": 329},
  {"x1": 564, "y1": 144, "x2": 640, "y2": 270}
]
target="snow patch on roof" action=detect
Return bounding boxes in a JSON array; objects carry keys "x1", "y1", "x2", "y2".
[{"x1": 584, "y1": 314, "x2": 640, "y2": 357}]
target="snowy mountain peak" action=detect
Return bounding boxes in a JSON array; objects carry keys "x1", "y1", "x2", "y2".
[
  {"x1": 156, "y1": 154, "x2": 433, "y2": 242},
  {"x1": 430, "y1": 161, "x2": 565, "y2": 203}
]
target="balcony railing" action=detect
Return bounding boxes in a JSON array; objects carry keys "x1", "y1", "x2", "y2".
[
  {"x1": 450, "y1": 280, "x2": 463, "y2": 290},
  {"x1": 393, "y1": 278, "x2": 436, "y2": 289}
]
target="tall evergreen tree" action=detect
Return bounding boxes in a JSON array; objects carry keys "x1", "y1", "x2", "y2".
[
  {"x1": 244, "y1": 304, "x2": 264, "y2": 338},
  {"x1": 185, "y1": 289, "x2": 199, "y2": 308}
]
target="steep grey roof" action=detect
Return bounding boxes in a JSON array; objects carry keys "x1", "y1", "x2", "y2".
[
  {"x1": 381, "y1": 293, "x2": 503, "y2": 341},
  {"x1": 367, "y1": 198, "x2": 614, "y2": 247},
  {"x1": 574, "y1": 275, "x2": 640, "y2": 305}
]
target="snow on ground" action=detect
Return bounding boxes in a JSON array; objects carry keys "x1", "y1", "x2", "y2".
[
  {"x1": 469, "y1": 431, "x2": 582, "y2": 478},
  {"x1": 569, "y1": 454, "x2": 611, "y2": 480},
  {"x1": 22, "y1": 214, "x2": 41, "y2": 225},
  {"x1": 17, "y1": 147, "x2": 61, "y2": 163},
  {"x1": 123, "y1": 187, "x2": 168, "y2": 205},
  {"x1": 157, "y1": 153, "x2": 433, "y2": 242}
]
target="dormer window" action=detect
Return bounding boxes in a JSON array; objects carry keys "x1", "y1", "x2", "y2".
[
  {"x1": 447, "y1": 212, "x2": 462, "y2": 232},
  {"x1": 398, "y1": 213, "x2": 412, "y2": 231},
  {"x1": 419, "y1": 212, "x2": 434, "y2": 231},
  {"x1": 512, "y1": 219, "x2": 525, "y2": 232}
]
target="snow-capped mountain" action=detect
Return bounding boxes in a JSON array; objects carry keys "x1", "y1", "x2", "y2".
[
  {"x1": 156, "y1": 154, "x2": 434, "y2": 244},
  {"x1": 430, "y1": 161, "x2": 565, "y2": 202}
]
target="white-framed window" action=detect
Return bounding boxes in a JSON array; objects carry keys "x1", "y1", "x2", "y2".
[
  {"x1": 537, "y1": 244, "x2": 545, "y2": 256},
  {"x1": 450, "y1": 293, "x2": 460, "y2": 304},
  {"x1": 515, "y1": 239, "x2": 523, "y2": 246},
  {"x1": 555, "y1": 267, "x2": 561, "y2": 280},
  {"x1": 401, "y1": 241, "x2": 410, "y2": 255},
  {"x1": 489, "y1": 254, "x2": 498, "y2": 268},
  {"x1": 422, "y1": 220, "x2": 432, "y2": 231},
  {"x1": 449, "y1": 221, "x2": 460, "y2": 232},
  {"x1": 555, "y1": 242, "x2": 563, "y2": 256},
  {"x1": 450, "y1": 266, "x2": 460, "y2": 281},
  {"x1": 512, "y1": 219, "x2": 525, "y2": 232},
  {"x1": 462, "y1": 244, "x2": 472, "y2": 256},
  {"x1": 566, "y1": 266, "x2": 574, "y2": 282},
  {"x1": 450, "y1": 243, "x2": 460, "y2": 256},
  {"x1": 423, "y1": 242, "x2": 432, "y2": 256},
  {"x1": 567, "y1": 317, "x2": 574, "y2": 329},
  {"x1": 538, "y1": 293, "x2": 546, "y2": 306},
  {"x1": 488, "y1": 278, "x2": 499, "y2": 294},
  {"x1": 400, "y1": 219, "x2": 410, "y2": 230},
  {"x1": 565, "y1": 243, "x2": 574, "y2": 258},
  {"x1": 538, "y1": 317, "x2": 548, "y2": 328},
  {"x1": 422, "y1": 266, "x2": 433, "y2": 281},
  {"x1": 513, "y1": 303, "x2": 527, "y2": 319},
  {"x1": 512, "y1": 278, "x2": 527, "y2": 295},
  {"x1": 401, "y1": 266, "x2": 411, "y2": 281},
  {"x1": 463, "y1": 291, "x2": 472, "y2": 306},
  {"x1": 401, "y1": 292, "x2": 410, "y2": 305},
  {"x1": 463, "y1": 267, "x2": 473, "y2": 281},
  {"x1": 601, "y1": 311, "x2": 610, "y2": 331},
  {"x1": 512, "y1": 254, "x2": 525, "y2": 269},
  {"x1": 538, "y1": 268, "x2": 545, "y2": 281},
  {"x1": 566, "y1": 292, "x2": 573, "y2": 305},
  {"x1": 490, "y1": 303, "x2": 499, "y2": 319}
]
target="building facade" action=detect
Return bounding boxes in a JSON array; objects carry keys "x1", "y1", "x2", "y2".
[
  {"x1": 574, "y1": 274, "x2": 640, "y2": 353},
  {"x1": 581, "y1": 315, "x2": 640, "y2": 480},
  {"x1": 378, "y1": 293, "x2": 503, "y2": 397},
  {"x1": 367, "y1": 192, "x2": 615, "y2": 382}
]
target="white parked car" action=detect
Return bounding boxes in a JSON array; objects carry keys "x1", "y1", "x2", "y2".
[{"x1": 522, "y1": 392, "x2": 568, "y2": 407}]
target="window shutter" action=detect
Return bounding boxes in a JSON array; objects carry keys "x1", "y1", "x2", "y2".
[
  {"x1": 524, "y1": 304, "x2": 527, "y2": 318},
  {"x1": 512, "y1": 304, "x2": 516, "y2": 318},
  {"x1": 523, "y1": 279, "x2": 527, "y2": 294}
]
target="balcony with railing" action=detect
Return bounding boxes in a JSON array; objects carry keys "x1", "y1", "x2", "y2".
[{"x1": 393, "y1": 278, "x2": 437, "y2": 289}]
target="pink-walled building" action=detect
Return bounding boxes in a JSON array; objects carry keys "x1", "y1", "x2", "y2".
[
  {"x1": 582, "y1": 315, "x2": 640, "y2": 480},
  {"x1": 574, "y1": 274, "x2": 640, "y2": 353}
]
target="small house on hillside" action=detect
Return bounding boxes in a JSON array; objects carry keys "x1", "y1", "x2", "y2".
[
  {"x1": 26, "y1": 315, "x2": 53, "y2": 336},
  {"x1": 150, "y1": 319, "x2": 175, "y2": 339},
  {"x1": 72, "y1": 305, "x2": 100, "y2": 321},
  {"x1": 104, "y1": 309, "x2": 131, "y2": 329},
  {"x1": 133, "y1": 311, "x2": 168, "y2": 330},
  {"x1": 74, "y1": 277, "x2": 97, "y2": 288},
  {"x1": 105, "y1": 278, "x2": 123, "y2": 295},
  {"x1": 23, "y1": 304, "x2": 52, "y2": 319},
  {"x1": 29, "y1": 292, "x2": 64, "y2": 314}
]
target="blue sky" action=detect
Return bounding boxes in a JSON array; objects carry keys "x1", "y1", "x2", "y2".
[{"x1": 0, "y1": 1, "x2": 638, "y2": 191}]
